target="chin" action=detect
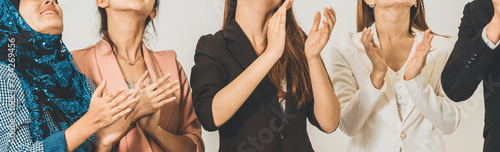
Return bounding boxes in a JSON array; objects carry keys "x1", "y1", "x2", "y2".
[
  {"x1": 49, "y1": 28, "x2": 64, "y2": 35},
  {"x1": 117, "y1": 2, "x2": 150, "y2": 12},
  {"x1": 37, "y1": 24, "x2": 64, "y2": 35}
]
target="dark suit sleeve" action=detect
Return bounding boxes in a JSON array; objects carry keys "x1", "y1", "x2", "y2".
[
  {"x1": 190, "y1": 35, "x2": 227, "y2": 131},
  {"x1": 441, "y1": 1, "x2": 500, "y2": 102}
]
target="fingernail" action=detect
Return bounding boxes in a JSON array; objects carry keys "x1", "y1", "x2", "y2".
[
  {"x1": 129, "y1": 90, "x2": 135, "y2": 94},
  {"x1": 130, "y1": 98, "x2": 136, "y2": 103},
  {"x1": 119, "y1": 87, "x2": 125, "y2": 91}
]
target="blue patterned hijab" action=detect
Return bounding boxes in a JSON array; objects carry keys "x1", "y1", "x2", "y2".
[{"x1": 0, "y1": 0, "x2": 93, "y2": 150}]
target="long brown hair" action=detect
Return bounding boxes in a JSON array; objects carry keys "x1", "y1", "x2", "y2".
[
  {"x1": 98, "y1": 1, "x2": 159, "y2": 52},
  {"x1": 356, "y1": 0, "x2": 430, "y2": 33},
  {"x1": 224, "y1": 0, "x2": 313, "y2": 108}
]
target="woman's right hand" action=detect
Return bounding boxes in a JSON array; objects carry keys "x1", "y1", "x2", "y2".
[
  {"x1": 84, "y1": 79, "x2": 137, "y2": 130},
  {"x1": 361, "y1": 28, "x2": 387, "y2": 89},
  {"x1": 265, "y1": 0, "x2": 293, "y2": 59},
  {"x1": 129, "y1": 71, "x2": 179, "y2": 121}
]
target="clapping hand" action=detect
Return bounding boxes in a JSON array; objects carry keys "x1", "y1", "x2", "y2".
[
  {"x1": 404, "y1": 29, "x2": 434, "y2": 81},
  {"x1": 305, "y1": 7, "x2": 336, "y2": 60}
]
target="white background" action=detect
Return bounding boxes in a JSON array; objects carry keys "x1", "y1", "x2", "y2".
[{"x1": 59, "y1": 0, "x2": 485, "y2": 151}]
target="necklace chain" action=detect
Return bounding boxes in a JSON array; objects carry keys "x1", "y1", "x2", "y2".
[
  {"x1": 116, "y1": 54, "x2": 143, "y2": 65},
  {"x1": 114, "y1": 47, "x2": 144, "y2": 65}
]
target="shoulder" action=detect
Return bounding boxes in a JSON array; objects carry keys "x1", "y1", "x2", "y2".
[
  {"x1": 0, "y1": 62, "x2": 16, "y2": 78},
  {"x1": 432, "y1": 35, "x2": 452, "y2": 45},
  {"x1": 70, "y1": 43, "x2": 98, "y2": 65},
  {"x1": 0, "y1": 63, "x2": 21, "y2": 85},
  {"x1": 424, "y1": 34, "x2": 454, "y2": 61},
  {"x1": 153, "y1": 50, "x2": 177, "y2": 58},
  {"x1": 151, "y1": 49, "x2": 180, "y2": 66},
  {"x1": 331, "y1": 32, "x2": 363, "y2": 56},
  {"x1": 468, "y1": 0, "x2": 493, "y2": 8},
  {"x1": 462, "y1": 0, "x2": 493, "y2": 25},
  {"x1": 150, "y1": 50, "x2": 185, "y2": 72},
  {"x1": 430, "y1": 34, "x2": 453, "y2": 52},
  {"x1": 0, "y1": 63, "x2": 23, "y2": 94},
  {"x1": 195, "y1": 31, "x2": 225, "y2": 54},
  {"x1": 70, "y1": 42, "x2": 102, "y2": 79},
  {"x1": 70, "y1": 43, "x2": 97, "y2": 58},
  {"x1": 151, "y1": 50, "x2": 178, "y2": 65}
]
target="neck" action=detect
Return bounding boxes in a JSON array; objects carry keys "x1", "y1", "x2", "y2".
[
  {"x1": 235, "y1": 1, "x2": 275, "y2": 55},
  {"x1": 107, "y1": 11, "x2": 146, "y2": 60},
  {"x1": 373, "y1": 7, "x2": 413, "y2": 42}
]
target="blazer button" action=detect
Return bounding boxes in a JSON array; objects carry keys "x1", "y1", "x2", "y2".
[
  {"x1": 401, "y1": 132, "x2": 407, "y2": 140},
  {"x1": 280, "y1": 133, "x2": 285, "y2": 140}
]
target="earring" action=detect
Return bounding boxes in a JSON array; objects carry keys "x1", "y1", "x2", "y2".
[
  {"x1": 369, "y1": 2, "x2": 375, "y2": 8},
  {"x1": 414, "y1": 3, "x2": 417, "y2": 7}
]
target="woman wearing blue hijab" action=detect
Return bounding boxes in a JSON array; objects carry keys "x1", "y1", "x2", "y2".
[{"x1": 0, "y1": 0, "x2": 139, "y2": 151}]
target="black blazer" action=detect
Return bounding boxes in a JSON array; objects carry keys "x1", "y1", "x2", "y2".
[
  {"x1": 190, "y1": 20, "x2": 324, "y2": 152},
  {"x1": 441, "y1": 0, "x2": 500, "y2": 151}
]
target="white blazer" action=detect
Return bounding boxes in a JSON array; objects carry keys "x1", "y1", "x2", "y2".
[{"x1": 329, "y1": 24, "x2": 461, "y2": 152}]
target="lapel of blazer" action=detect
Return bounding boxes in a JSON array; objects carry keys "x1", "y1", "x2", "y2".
[
  {"x1": 223, "y1": 21, "x2": 281, "y2": 110},
  {"x1": 95, "y1": 40, "x2": 128, "y2": 93},
  {"x1": 143, "y1": 46, "x2": 176, "y2": 128}
]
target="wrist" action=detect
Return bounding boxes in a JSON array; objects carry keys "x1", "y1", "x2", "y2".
[
  {"x1": 370, "y1": 70, "x2": 386, "y2": 89},
  {"x1": 152, "y1": 126, "x2": 161, "y2": 138},
  {"x1": 371, "y1": 69, "x2": 386, "y2": 78},
  {"x1": 94, "y1": 141, "x2": 113, "y2": 152},
  {"x1": 142, "y1": 126, "x2": 164, "y2": 143},
  {"x1": 403, "y1": 72, "x2": 418, "y2": 81},
  {"x1": 143, "y1": 125, "x2": 159, "y2": 137},
  {"x1": 93, "y1": 131, "x2": 115, "y2": 150},
  {"x1": 488, "y1": 15, "x2": 500, "y2": 43},
  {"x1": 306, "y1": 54, "x2": 321, "y2": 62},
  {"x1": 79, "y1": 115, "x2": 99, "y2": 134},
  {"x1": 128, "y1": 111, "x2": 140, "y2": 124},
  {"x1": 262, "y1": 49, "x2": 283, "y2": 60}
]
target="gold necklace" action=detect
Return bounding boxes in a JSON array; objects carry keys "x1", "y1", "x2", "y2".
[
  {"x1": 114, "y1": 47, "x2": 143, "y2": 66},
  {"x1": 116, "y1": 54, "x2": 143, "y2": 65}
]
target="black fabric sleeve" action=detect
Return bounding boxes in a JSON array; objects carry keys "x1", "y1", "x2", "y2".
[
  {"x1": 441, "y1": 1, "x2": 500, "y2": 102},
  {"x1": 190, "y1": 35, "x2": 227, "y2": 131}
]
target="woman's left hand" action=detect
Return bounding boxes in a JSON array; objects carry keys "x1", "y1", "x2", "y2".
[
  {"x1": 94, "y1": 90, "x2": 140, "y2": 151},
  {"x1": 305, "y1": 7, "x2": 336, "y2": 60},
  {"x1": 138, "y1": 110, "x2": 161, "y2": 135},
  {"x1": 404, "y1": 29, "x2": 434, "y2": 81}
]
